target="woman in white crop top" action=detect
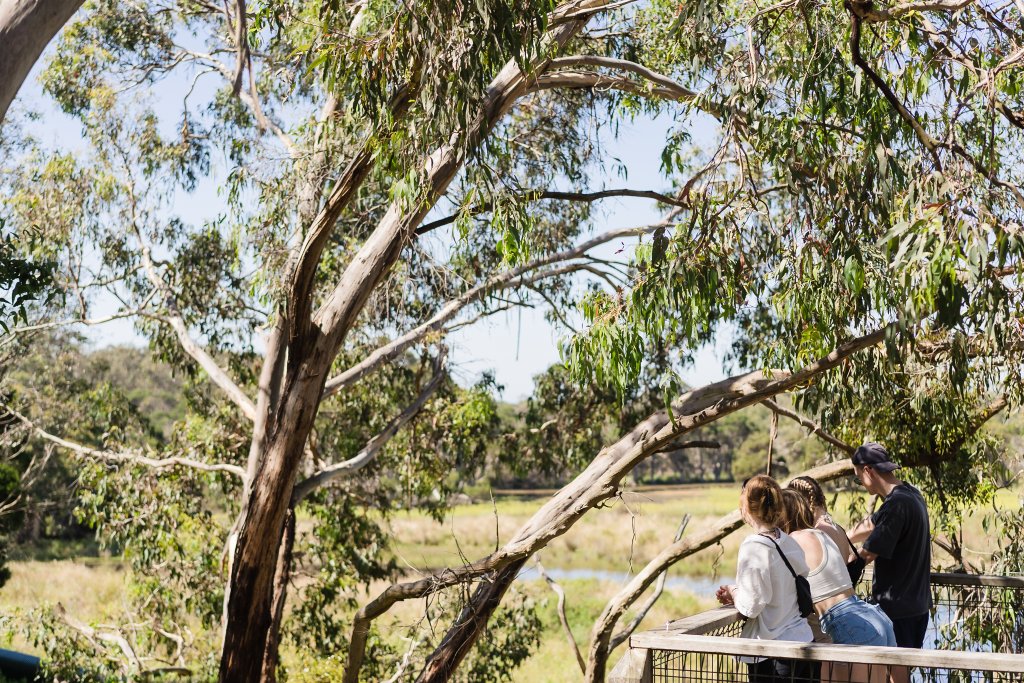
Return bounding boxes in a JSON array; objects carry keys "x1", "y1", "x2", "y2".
[
  {"x1": 716, "y1": 475, "x2": 817, "y2": 683},
  {"x1": 782, "y1": 489, "x2": 895, "y2": 683}
]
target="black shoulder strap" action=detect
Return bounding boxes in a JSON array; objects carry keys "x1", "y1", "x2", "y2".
[
  {"x1": 845, "y1": 532, "x2": 858, "y2": 555},
  {"x1": 759, "y1": 532, "x2": 799, "y2": 579}
]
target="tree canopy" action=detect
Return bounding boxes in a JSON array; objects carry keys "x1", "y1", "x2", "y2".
[{"x1": 1, "y1": 0, "x2": 1024, "y2": 681}]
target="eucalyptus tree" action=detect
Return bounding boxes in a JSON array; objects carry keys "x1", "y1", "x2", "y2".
[
  {"x1": 3, "y1": 0, "x2": 691, "y2": 678},
  {"x1": 2, "y1": 1, "x2": 1024, "y2": 683}
]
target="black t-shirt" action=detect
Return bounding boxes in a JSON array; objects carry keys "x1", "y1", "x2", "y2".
[{"x1": 864, "y1": 482, "x2": 932, "y2": 619}]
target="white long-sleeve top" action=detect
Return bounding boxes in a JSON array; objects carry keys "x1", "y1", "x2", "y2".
[{"x1": 732, "y1": 530, "x2": 813, "y2": 661}]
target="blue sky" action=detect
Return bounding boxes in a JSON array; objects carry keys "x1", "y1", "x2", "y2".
[{"x1": 10, "y1": 34, "x2": 731, "y2": 402}]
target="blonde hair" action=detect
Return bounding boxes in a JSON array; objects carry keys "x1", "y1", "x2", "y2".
[
  {"x1": 788, "y1": 476, "x2": 827, "y2": 510},
  {"x1": 742, "y1": 474, "x2": 786, "y2": 529},
  {"x1": 781, "y1": 488, "x2": 815, "y2": 533}
]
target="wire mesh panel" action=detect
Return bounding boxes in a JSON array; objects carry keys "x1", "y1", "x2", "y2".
[
  {"x1": 619, "y1": 576, "x2": 1024, "y2": 683},
  {"x1": 650, "y1": 650, "x2": 1024, "y2": 683},
  {"x1": 929, "y1": 575, "x2": 1024, "y2": 654},
  {"x1": 703, "y1": 620, "x2": 745, "y2": 638}
]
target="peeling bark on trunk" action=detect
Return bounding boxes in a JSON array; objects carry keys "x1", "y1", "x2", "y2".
[
  {"x1": 219, "y1": 367, "x2": 324, "y2": 683},
  {"x1": 0, "y1": 0, "x2": 85, "y2": 124},
  {"x1": 261, "y1": 506, "x2": 296, "y2": 683}
]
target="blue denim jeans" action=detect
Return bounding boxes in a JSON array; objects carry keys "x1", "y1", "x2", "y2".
[{"x1": 820, "y1": 596, "x2": 897, "y2": 646}]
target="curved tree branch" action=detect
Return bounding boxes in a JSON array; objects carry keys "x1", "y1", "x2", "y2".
[
  {"x1": 293, "y1": 349, "x2": 447, "y2": 502},
  {"x1": 345, "y1": 324, "x2": 890, "y2": 683},
  {"x1": 763, "y1": 398, "x2": 855, "y2": 454},
  {"x1": 416, "y1": 188, "x2": 687, "y2": 236},
  {"x1": 1, "y1": 403, "x2": 246, "y2": 477},
  {"x1": 130, "y1": 221, "x2": 256, "y2": 421},
  {"x1": 608, "y1": 513, "x2": 691, "y2": 652},
  {"x1": 548, "y1": 55, "x2": 699, "y2": 98},
  {"x1": 848, "y1": 6, "x2": 944, "y2": 169},
  {"x1": 856, "y1": 0, "x2": 976, "y2": 22},
  {"x1": 535, "y1": 556, "x2": 586, "y2": 672},
  {"x1": 321, "y1": 225, "x2": 661, "y2": 399}
]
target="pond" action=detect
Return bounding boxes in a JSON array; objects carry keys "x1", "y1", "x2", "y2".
[{"x1": 516, "y1": 566, "x2": 722, "y2": 598}]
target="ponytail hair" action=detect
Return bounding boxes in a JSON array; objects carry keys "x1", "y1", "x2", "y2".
[
  {"x1": 788, "y1": 475, "x2": 827, "y2": 510},
  {"x1": 781, "y1": 489, "x2": 815, "y2": 533},
  {"x1": 743, "y1": 474, "x2": 786, "y2": 529}
]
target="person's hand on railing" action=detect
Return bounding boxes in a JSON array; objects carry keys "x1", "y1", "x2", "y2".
[{"x1": 716, "y1": 584, "x2": 736, "y2": 606}]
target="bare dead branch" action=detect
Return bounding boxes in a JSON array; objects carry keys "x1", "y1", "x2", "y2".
[
  {"x1": 608, "y1": 513, "x2": 691, "y2": 651},
  {"x1": 535, "y1": 556, "x2": 586, "y2": 672},
  {"x1": 56, "y1": 603, "x2": 143, "y2": 674},
  {"x1": 384, "y1": 636, "x2": 423, "y2": 683},
  {"x1": 763, "y1": 398, "x2": 855, "y2": 454},
  {"x1": 0, "y1": 305, "x2": 153, "y2": 346}
]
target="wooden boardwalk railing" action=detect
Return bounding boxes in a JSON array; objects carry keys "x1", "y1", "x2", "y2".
[{"x1": 609, "y1": 573, "x2": 1024, "y2": 683}]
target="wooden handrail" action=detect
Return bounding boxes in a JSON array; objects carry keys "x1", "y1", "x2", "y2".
[
  {"x1": 658, "y1": 573, "x2": 1023, "y2": 637},
  {"x1": 656, "y1": 606, "x2": 744, "y2": 636},
  {"x1": 930, "y1": 572, "x2": 1024, "y2": 588},
  {"x1": 628, "y1": 634, "x2": 1024, "y2": 673}
]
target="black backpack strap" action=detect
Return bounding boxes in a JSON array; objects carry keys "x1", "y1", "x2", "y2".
[{"x1": 759, "y1": 532, "x2": 800, "y2": 579}]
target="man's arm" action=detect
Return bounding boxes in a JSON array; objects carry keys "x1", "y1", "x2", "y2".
[
  {"x1": 848, "y1": 516, "x2": 875, "y2": 543},
  {"x1": 859, "y1": 547, "x2": 878, "y2": 565}
]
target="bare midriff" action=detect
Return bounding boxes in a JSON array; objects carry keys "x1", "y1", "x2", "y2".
[{"x1": 814, "y1": 588, "x2": 855, "y2": 617}]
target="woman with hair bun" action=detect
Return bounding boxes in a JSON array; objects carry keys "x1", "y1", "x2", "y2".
[{"x1": 716, "y1": 475, "x2": 818, "y2": 683}]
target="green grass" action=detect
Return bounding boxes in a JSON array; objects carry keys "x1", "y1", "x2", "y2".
[{"x1": 389, "y1": 483, "x2": 744, "y2": 578}]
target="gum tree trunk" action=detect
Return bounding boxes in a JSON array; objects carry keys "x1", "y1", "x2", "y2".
[{"x1": 0, "y1": 0, "x2": 84, "y2": 123}]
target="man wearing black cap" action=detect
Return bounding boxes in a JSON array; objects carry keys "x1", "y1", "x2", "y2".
[{"x1": 849, "y1": 442, "x2": 932, "y2": 650}]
